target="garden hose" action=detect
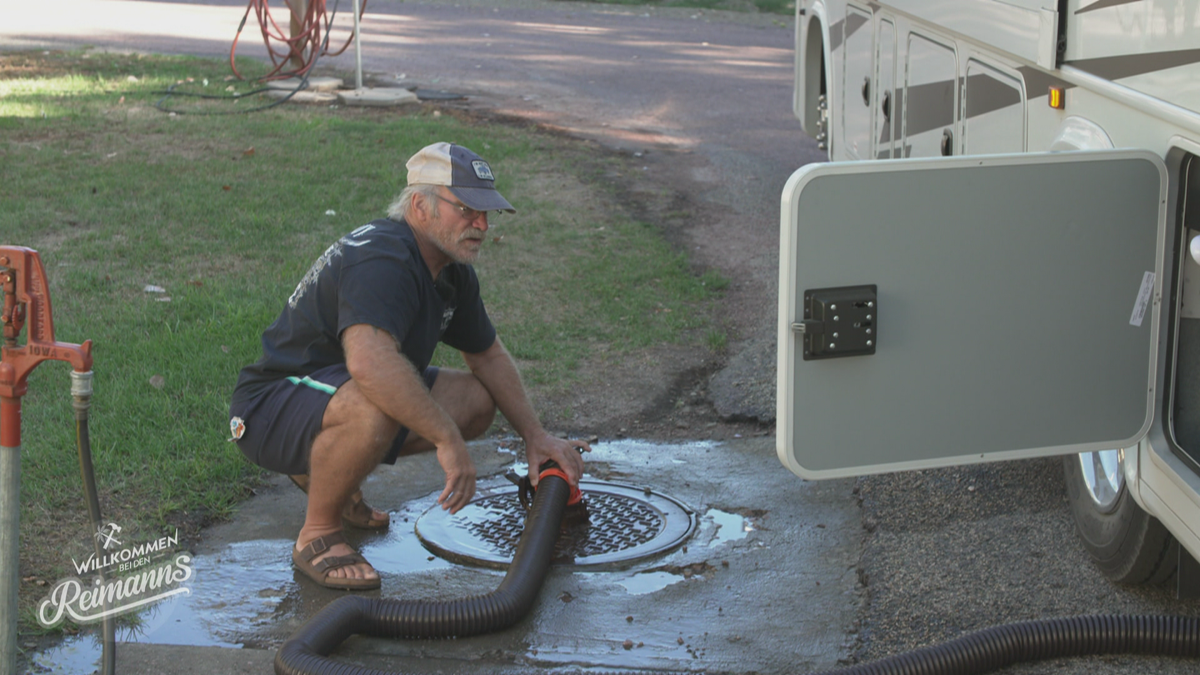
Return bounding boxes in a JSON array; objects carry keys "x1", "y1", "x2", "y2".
[
  {"x1": 157, "y1": 0, "x2": 349, "y2": 115},
  {"x1": 71, "y1": 370, "x2": 115, "y2": 675},
  {"x1": 274, "y1": 466, "x2": 572, "y2": 675},
  {"x1": 231, "y1": 0, "x2": 366, "y2": 82}
]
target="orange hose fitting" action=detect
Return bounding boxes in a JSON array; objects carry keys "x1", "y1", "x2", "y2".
[{"x1": 537, "y1": 467, "x2": 582, "y2": 506}]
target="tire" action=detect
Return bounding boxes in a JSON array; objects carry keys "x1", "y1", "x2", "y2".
[{"x1": 1062, "y1": 452, "x2": 1178, "y2": 585}]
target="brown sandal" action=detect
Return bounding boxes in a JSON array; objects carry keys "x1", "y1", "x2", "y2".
[
  {"x1": 292, "y1": 532, "x2": 381, "y2": 591},
  {"x1": 288, "y1": 474, "x2": 390, "y2": 531}
]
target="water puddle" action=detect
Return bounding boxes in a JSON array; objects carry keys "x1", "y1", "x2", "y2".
[
  {"x1": 358, "y1": 501, "x2": 454, "y2": 576},
  {"x1": 705, "y1": 509, "x2": 753, "y2": 548},
  {"x1": 617, "y1": 570, "x2": 683, "y2": 595},
  {"x1": 30, "y1": 539, "x2": 294, "y2": 673}
]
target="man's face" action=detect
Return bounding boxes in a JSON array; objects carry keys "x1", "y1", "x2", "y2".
[{"x1": 428, "y1": 188, "x2": 489, "y2": 264}]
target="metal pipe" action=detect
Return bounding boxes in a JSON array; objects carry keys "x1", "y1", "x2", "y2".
[
  {"x1": 352, "y1": 0, "x2": 363, "y2": 91},
  {"x1": 0, "y1": 396, "x2": 20, "y2": 675}
]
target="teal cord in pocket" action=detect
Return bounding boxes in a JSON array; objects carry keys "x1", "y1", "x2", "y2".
[{"x1": 286, "y1": 376, "x2": 338, "y2": 395}]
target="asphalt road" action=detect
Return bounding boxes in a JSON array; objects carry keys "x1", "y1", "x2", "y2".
[{"x1": 6, "y1": 3, "x2": 1200, "y2": 674}]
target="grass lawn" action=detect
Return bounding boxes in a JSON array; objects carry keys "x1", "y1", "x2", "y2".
[{"x1": 0, "y1": 49, "x2": 724, "y2": 631}]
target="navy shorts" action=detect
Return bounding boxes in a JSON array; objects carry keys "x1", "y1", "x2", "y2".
[{"x1": 229, "y1": 363, "x2": 439, "y2": 475}]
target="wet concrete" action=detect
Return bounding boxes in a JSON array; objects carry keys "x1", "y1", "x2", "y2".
[{"x1": 31, "y1": 438, "x2": 861, "y2": 674}]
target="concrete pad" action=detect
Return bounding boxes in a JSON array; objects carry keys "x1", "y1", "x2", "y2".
[
  {"x1": 337, "y1": 88, "x2": 420, "y2": 107},
  {"x1": 264, "y1": 89, "x2": 339, "y2": 104},
  {"x1": 109, "y1": 644, "x2": 276, "y2": 675},
  {"x1": 29, "y1": 438, "x2": 863, "y2": 674},
  {"x1": 266, "y1": 76, "x2": 344, "y2": 92}
]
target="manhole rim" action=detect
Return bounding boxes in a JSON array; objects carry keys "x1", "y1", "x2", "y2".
[{"x1": 415, "y1": 479, "x2": 698, "y2": 571}]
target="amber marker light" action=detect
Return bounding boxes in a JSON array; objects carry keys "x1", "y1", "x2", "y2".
[{"x1": 1049, "y1": 86, "x2": 1065, "y2": 110}]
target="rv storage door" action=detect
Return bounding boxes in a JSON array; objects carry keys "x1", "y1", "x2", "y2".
[{"x1": 777, "y1": 151, "x2": 1167, "y2": 479}]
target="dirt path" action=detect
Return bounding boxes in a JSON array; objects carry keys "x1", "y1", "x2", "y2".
[{"x1": 6, "y1": 0, "x2": 826, "y2": 437}]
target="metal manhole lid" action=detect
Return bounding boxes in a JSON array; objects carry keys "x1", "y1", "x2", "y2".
[{"x1": 415, "y1": 480, "x2": 697, "y2": 570}]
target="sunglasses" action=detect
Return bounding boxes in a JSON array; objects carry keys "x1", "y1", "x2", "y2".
[{"x1": 433, "y1": 194, "x2": 487, "y2": 221}]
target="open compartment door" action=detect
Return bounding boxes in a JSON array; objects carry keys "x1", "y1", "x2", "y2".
[{"x1": 777, "y1": 151, "x2": 1168, "y2": 479}]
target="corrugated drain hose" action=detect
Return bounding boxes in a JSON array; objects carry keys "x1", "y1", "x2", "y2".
[
  {"x1": 274, "y1": 465, "x2": 1199, "y2": 675},
  {"x1": 274, "y1": 467, "x2": 572, "y2": 675},
  {"x1": 811, "y1": 614, "x2": 1200, "y2": 675}
]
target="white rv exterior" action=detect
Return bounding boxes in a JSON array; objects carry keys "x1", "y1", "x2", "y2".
[{"x1": 784, "y1": 0, "x2": 1200, "y2": 588}]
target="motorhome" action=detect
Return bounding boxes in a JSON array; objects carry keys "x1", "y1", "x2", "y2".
[{"x1": 779, "y1": 0, "x2": 1200, "y2": 591}]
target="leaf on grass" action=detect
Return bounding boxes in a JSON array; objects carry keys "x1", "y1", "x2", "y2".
[
  {"x1": 143, "y1": 285, "x2": 166, "y2": 293},
  {"x1": 242, "y1": 147, "x2": 255, "y2": 157},
  {"x1": 222, "y1": 185, "x2": 232, "y2": 191}
]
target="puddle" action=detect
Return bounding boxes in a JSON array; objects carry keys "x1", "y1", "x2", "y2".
[
  {"x1": 27, "y1": 634, "x2": 102, "y2": 675},
  {"x1": 617, "y1": 570, "x2": 683, "y2": 595},
  {"x1": 585, "y1": 439, "x2": 717, "y2": 465},
  {"x1": 358, "y1": 502, "x2": 454, "y2": 576},
  {"x1": 705, "y1": 509, "x2": 753, "y2": 548},
  {"x1": 29, "y1": 539, "x2": 294, "y2": 673}
]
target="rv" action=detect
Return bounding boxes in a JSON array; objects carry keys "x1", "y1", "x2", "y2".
[{"x1": 779, "y1": 0, "x2": 1200, "y2": 590}]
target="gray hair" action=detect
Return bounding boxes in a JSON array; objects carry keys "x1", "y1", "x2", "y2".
[{"x1": 387, "y1": 184, "x2": 441, "y2": 221}]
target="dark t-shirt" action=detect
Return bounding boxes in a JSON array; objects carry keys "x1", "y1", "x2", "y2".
[{"x1": 231, "y1": 218, "x2": 496, "y2": 404}]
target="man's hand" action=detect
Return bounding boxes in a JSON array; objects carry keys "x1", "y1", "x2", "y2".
[
  {"x1": 436, "y1": 441, "x2": 477, "y2": 513},
  {"x1": 526, "y1": 431, "x2": 589, "y2": 486}
]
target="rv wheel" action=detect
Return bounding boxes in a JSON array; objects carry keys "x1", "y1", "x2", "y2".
[{"x1": 1063, "y1": 451, "x2": 1177, "y2": 585}]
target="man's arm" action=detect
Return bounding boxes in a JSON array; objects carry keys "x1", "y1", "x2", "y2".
[
  {"x1": 342, "y1": 323, "x2": 476, "y2": 512},
  {"x1": 461, "y1": 338, "x2": 588, "y2": 485}
]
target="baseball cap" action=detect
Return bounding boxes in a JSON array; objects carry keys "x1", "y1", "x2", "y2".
[{"x1": 406, "y1": 142, "x2": 516, "y2": 214}]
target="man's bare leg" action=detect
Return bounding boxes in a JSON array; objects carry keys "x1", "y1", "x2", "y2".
[
  {"x1": 396, "y1": 369, "x2": 496, "y2": 455},
  {"x1": 298, "y1": 368, "x2": 496, "y2": 582},
  {"x1": 298, "y1": 379, "x2": 398, "y2": 582}
]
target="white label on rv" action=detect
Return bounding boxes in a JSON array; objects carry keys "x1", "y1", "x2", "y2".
[{"x1": 1130, "y1": 271, "x2": 1155, "y2": 327}]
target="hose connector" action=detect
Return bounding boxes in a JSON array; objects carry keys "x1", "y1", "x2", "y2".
[{"x1": 70, "y1": 370, "x2": 93, "y2": 418}]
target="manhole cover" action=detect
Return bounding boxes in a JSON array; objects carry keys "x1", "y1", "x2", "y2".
[{"x1": 415, "y1": 480, "x2": 697, "y2": 570}]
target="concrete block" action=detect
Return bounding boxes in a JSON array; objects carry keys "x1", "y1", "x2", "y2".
[
  {"x1": 264, "y1": 89, "x2": 339, "y2": 103},
  {"x1": 266, "y1": 76, "x2": 343, "y2": 92}
]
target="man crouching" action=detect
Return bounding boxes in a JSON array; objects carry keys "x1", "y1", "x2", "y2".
[{"x1": 229, "y1": 142, "x2": 588, "y2": 590}]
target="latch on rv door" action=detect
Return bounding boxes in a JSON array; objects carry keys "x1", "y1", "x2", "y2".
[{"x1": 793, "y1": 285, "x2": 877, "y2": 360}]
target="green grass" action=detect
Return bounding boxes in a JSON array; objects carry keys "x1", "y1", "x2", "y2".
[{"x1": 1, "y1": 49, "x2": 724, "y2": 619}]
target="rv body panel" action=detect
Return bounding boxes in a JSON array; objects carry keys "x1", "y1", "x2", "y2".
[
  {"x1": 790, "y1": 0, "x2": 1200, "y2": 568},
  {"x1": 1064, "y1": 0, "x2": 1200, "y2": 118}
]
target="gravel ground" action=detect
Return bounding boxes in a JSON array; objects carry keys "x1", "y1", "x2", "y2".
[{"x1": 851, "y1": 456, "x2": 1200, "y2": 674}]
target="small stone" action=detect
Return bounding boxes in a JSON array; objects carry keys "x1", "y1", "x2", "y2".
[
  {"x1": 149, "y1": 375, "x2": 165, "y2": 389},
  {"x1": 626, "y1": 615, "x2": 634, "y2": 623},
  {"x1": 623, "y1": 639, "x2": 634, "y2": 650}
]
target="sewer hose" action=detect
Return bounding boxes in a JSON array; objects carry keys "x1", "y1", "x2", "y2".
[
  {"x1": 275, "y1": 464, "x2": 1200, "y2": 675},
  {"x1": 274, "y1": 465, "x2": 579, "y2": 675},
  {"x1": 812, "y1": 614, "x2": 1200, "y2": 675}
]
